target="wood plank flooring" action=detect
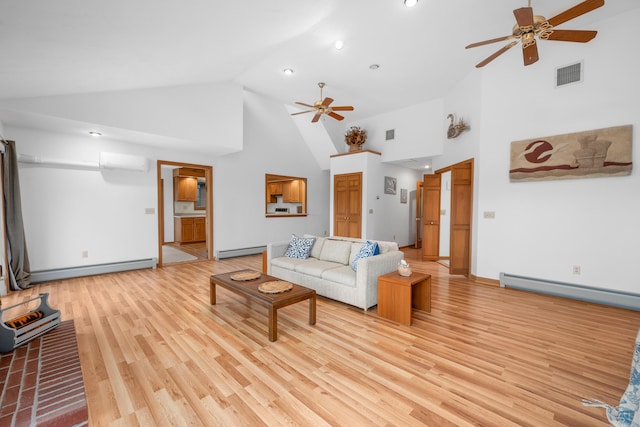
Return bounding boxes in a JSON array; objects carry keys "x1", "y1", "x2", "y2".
[{"x1": 2, "y1": 248, "x2": 639, "y2": 426}]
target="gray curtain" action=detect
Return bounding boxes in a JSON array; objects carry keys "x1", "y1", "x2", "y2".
[{"x1": 3, "y1": 140, "x2": 31, "y2": 290}]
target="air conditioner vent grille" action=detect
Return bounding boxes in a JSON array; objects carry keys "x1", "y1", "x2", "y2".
[{"x1": 556, "y1": 62, "x2": 583, "y2": 87}]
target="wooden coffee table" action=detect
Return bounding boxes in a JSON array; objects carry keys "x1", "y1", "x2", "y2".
[{"x1": 210, "y1": 271, "x2": 316, "y2": 342}]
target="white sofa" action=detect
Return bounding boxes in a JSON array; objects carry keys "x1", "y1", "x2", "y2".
[{"x1": 267, "y1": 235, "x2": 404, "y2": 310}]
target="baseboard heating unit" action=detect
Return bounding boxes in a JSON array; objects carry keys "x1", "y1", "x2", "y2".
[
  {"x1": 216, "y1": 246, "x2": 266, "y2": 259},
  {"x1": 500, "y1": 272, "x2": 640, "y2": 311},
  {"x1": 30, "y1": 258, "x2": 157, "y2": 284}
]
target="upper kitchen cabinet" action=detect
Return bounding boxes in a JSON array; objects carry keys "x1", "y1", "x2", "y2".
[
  {"x1": 173, "y1": 168, "x2": 205, "y2": 202},
  {"x1": 283, "y1": 179, "x2": 303, "y2": 203}
]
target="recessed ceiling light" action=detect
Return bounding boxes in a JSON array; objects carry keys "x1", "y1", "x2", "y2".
[
  {"x1": 89, "y1": 131, "x2": 102, "y2": 137},
  {"x1": 369, "y1": 64, "x2": 380, "y2": 70},
  {"x1": 424, "y1": 164, "x2": 431, "y2": 169},
  {"x1": 334, "y1": 40, "x2": 344, "y2": 50},
  {"x1": 404, "y1": 0, "x2": 418, "y2": 7},
  {"x1": 283, "y1": 68, "x2": 294, "y2": 75}
]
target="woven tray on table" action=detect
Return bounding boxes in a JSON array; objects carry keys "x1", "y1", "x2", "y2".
[
  {"x1": 230, "y1": 270, "x2": 261, "y2": 281},
  {"x1": 258, "y1": 280, "x2": 293, "y2": 294}
]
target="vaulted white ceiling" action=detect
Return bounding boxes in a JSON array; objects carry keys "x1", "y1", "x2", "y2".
[{"x1": 0, "y1": 0, "x2": 637, "y2": 154}]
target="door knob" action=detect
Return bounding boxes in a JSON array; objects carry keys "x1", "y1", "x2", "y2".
[{"x1": 430, "y1": 221, "x2": 434, "y2": 225}]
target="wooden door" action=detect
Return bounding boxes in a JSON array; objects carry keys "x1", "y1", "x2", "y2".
[
  {"x1": 415, "y1": 181, "x2": 423, "y2": 248},
  {"x1": 334, "y1": 172, "x2": 362, "y2": 238},
  {"x1": 449, "y1": 160, "x2": 473, "y2": 276},
  {"x1": 421, "y1": 174, "x2": 441, "y2": 261}
]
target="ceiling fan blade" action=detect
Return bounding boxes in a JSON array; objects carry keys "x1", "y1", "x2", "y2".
[
  {"x1": 475, "y1": 40, "x2": 519, "y2": 68},
  {"x1": 543, "y1": 29, "x2": 597, "y2": 42},
  {"x1": 327, "y1": 112, "x2": 345, "y2": 121},
  {"x1": 295, "y1": 102, "x2": 315, "y2": 108},
  {"x1": 330, "y1": 106, "x2": 354, "y2": 111},
  {"x1": 522, "y1": 41, "x2": 539, "y2": 66},
  {"x1": 311, "y1": 112, "x2": 323, "y2": 123},
  {"x1": 466, "y1": 35, "x2": 515, "y2": 49},
  {"x1": 547, "y1": 0, "x2": 604, "y2": 28},
  {"x1": 321, "y1": 97, "x2": 334, "y2": 108},
  {"x1": 290, "y1": 110, "x2": 315, "y2": 116},
  {"x1": 513, "y1": 7, "x2": 534, "y2": 28}
]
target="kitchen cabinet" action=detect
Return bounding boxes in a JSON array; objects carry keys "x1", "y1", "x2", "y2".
[
  {"x1": 266, "y1": 182, "x2": 283, "y2": 202},
  {"x1": 174, "y1": 217, "x2": 206, "y2": 243},
  {"x1": 283, "y1": 180, "x2": 301, "y2": 203},
  {"x1": 174, "y1": 176, "x2": 197, "y2": 202}
]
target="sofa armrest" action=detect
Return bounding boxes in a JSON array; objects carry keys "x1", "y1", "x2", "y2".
[
  {"x1": 356, "y1": 250, "x2": 405, "y2": 309},
  {"x1": 266, "y1": 240, "x2": 290, "y2": 274}
]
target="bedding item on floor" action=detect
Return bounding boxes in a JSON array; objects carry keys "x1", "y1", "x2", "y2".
[{"x1": 582, "y1": 328, "x2": 640, "y2": 426}]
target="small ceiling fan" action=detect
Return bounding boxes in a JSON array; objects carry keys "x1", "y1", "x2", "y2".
[
  {"x1": 466, "y1": 0, "x2": 604, "y2": 68},
  {"x1": 291, "y1": 82, "x2": 354, "y2": 123}
]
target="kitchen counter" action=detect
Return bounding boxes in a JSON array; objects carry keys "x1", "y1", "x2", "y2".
[
  {"x1": 265, "y1": 213, "x2": 307, "y2": 218},
  {"x1": 174, "y1": 213, "x2": 206, "y2": 217}
]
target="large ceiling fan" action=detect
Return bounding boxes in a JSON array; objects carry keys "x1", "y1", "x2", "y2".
[
  {"x1": 291, "y1": 82, "x2": 354, "y2": 123},
  {"x1": 465, "y1": 0, "x2": 604, "y2": 68}
]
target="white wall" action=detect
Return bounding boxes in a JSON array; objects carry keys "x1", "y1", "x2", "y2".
[
  {"x1": 470, "y1": 10, "x2": 640, "y2": 293},
  {"x1": 9, "y1": 127, "x2": 164, "y2": 270},
  {"x1": 211, "y1": 90, "x2": 330, "y2": 254},
  {"x1": 5, "y1": 89, "x2": 332, "y2": 271},
  {"x1": 347, "y1": 98, "x2": 445, "y2": 162}
]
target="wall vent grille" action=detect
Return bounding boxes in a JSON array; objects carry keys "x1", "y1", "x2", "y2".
[
  {"x1": 385, "y1": 129, "x2": 395, "y2": 141},
  {"x1": 556, "y1": 61, "x2": 583, "y2": 87}
]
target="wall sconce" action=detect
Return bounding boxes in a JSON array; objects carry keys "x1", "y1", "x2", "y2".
[{"x1": 446, "y1": 114, "x2": 470, "y2": 139}]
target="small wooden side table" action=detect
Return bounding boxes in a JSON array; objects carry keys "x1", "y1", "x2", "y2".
[{"x1": 377, "y1": 271, "x2": 431, "y2": 326}]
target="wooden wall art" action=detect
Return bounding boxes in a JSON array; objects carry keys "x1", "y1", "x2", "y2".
[{"x1": 509, "y1": 125, "x2": 633, "y2": 182}]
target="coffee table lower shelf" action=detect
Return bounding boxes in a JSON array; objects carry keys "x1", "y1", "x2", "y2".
[{"x1": 210, "y1": 271, "x2": 316, "y2": 342}]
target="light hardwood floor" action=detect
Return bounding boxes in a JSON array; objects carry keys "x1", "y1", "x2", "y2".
[{"x1": 3, "y1": 249, "x2": 639, "y2": 426}]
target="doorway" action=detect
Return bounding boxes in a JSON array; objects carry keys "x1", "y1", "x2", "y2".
[
  {"x1": 420, "y1": 158, "x2": 474, "y2": 276},
  {"x1": 157, "y1": 160, "x2": 213, "y2": 267}
]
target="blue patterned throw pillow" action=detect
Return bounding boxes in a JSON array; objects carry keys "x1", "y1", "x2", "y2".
[
  {"x1": 284, "y1": 234, "x2": 316, "y2": 259},
  {"x1": 351, "y1": 241, "x2": 380, "y2": 271}
]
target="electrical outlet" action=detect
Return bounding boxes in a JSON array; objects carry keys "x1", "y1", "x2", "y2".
[
  {"x1": 572, "y1": 265, "x2": 581, "y2": 275},
  {"x1": 82, "y1": 250, "x2": 89, "y2": 258},
  {"x1": 483, "y1": 211, "x2": 495, "y2": 219},
  {"x1": 145, "y1": 207, "x2": 155, "y2": 214}
]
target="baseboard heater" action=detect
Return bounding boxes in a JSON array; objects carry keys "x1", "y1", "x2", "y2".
[
  {"x1": 216, "y1": 246, "x2": 266, "y2": 259},
  {"x1": 500, "y1": 272, "x2": 640, "y2": 311},
  {"x1": 30, "y1": 258, "x2": 157, "y2": 284}
]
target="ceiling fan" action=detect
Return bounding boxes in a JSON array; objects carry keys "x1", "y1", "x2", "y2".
[
  {"x1": 291, "y1": 82, "x2": 354, "y2": 123},
  {"x1": 465, "y1": 0, "x2": 604, "y2": 68}
]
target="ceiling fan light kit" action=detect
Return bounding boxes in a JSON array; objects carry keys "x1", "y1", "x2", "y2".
[
  {"x1": 290, "y1": 82, "x2": 354, "y2": 123},
  {"x1": 466, "y1": 0, "x2": 604, "y2": 68}
]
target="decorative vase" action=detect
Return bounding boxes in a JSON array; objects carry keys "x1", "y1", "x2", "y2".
[
  {"x1": 345, "y1": 126, "x2": 367, "y2": 152},
  {"x1": 397, "y1": 260, "x2": 412, "y2": 277}
]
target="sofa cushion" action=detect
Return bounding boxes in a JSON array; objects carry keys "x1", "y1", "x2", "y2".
[
  {"x1": 309, "y1": 236, "x2": 326, "y2": 259},
  {"x1": 376, "y1": 240, "x2": 399, "y2": 254},
  {"x1": 321, "y1": 265, "x2": 357, "y2": 287},
  {"x1": 351, "y1": 241, "x2": 380, "y2": 271},
  {"x1": 319, "y1": 239, "x2": 352, "y2": 265},
  {"x1": 271, "y1": 256, "x2": 308, "y2": 271},
  {"x1": 284, "y1": 234, "x2": 315, "y2": 259},
  {"x1": 294, "y1": 259, "x2": 342, "y2": 278}
]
